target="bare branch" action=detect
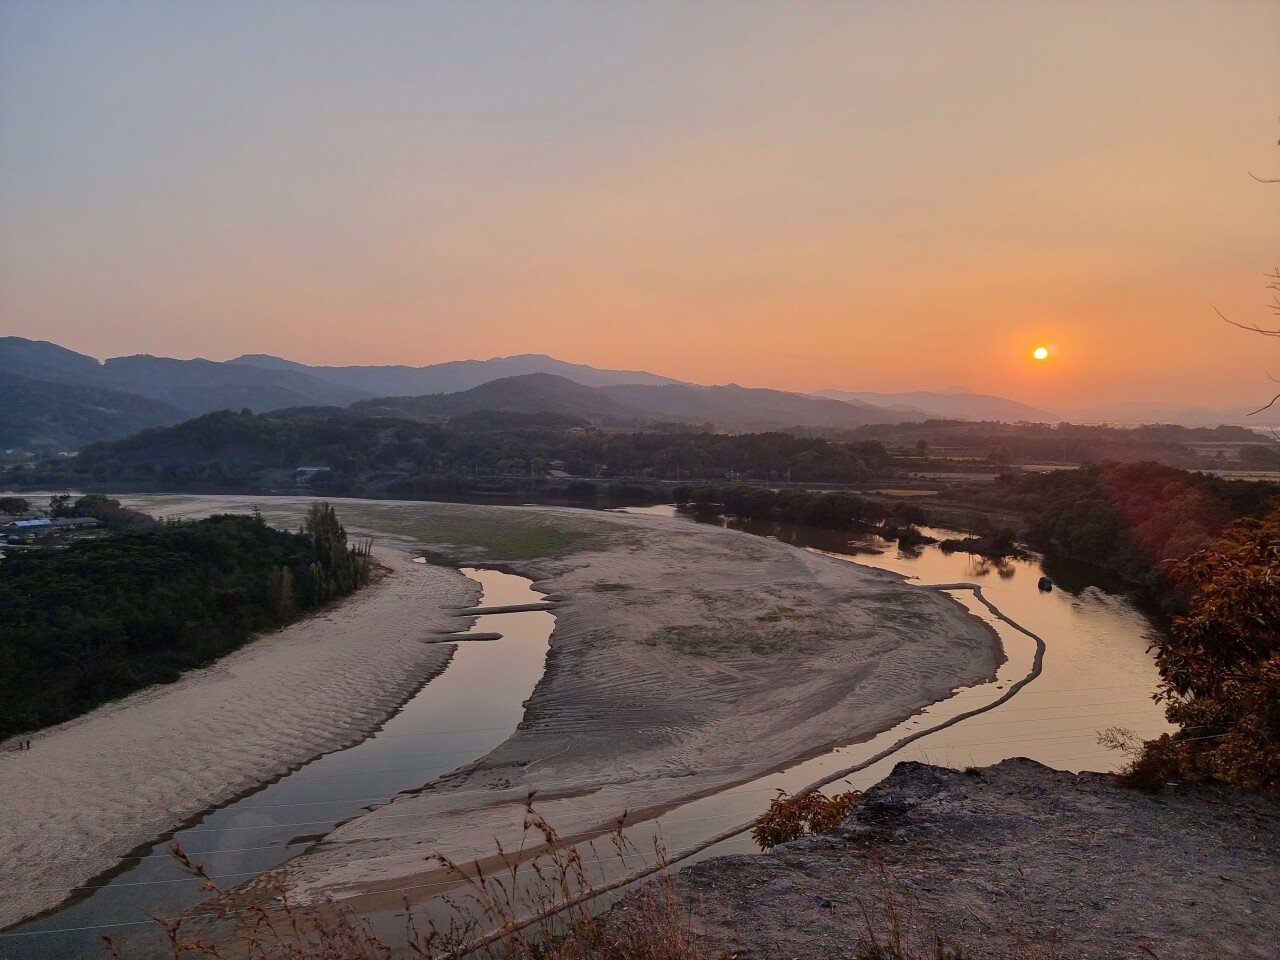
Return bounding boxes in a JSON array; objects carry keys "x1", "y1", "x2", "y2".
[
  {"x1": 1246, "y1": 392, "x2": 1280, "y2": 416},
  {"x1": 1216, "y1": 307, "x2": 1280, "y2": 337}
]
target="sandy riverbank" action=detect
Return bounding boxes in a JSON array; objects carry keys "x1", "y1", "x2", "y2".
[
  {"x1": 194, "y1": 499, "x2": 1003, "y2": 922},
  {"x1": 0, "y1": 542, "x2": 477, "y2": 930}
]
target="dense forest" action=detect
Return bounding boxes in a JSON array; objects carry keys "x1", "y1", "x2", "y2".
[
  {"x1": 7, "y1": 407, "x2": 894, "y2": 491},
  {"x1": 848, "y1": 420, "x2": 1278, "y2": 470},
  {"x1": 1127, "y1": 502, "x2": 1280, "y2": 797},
  {"x1": 672, "y1": 483, "x2": 927, "y2": 534},
  {"x1": 0, "y1": 503, "x2": 370, "y2": 739},
  {"x1": 0, "y1": 371, "x2": 183, "y2": 452},
  {"x1": 977, "y1": 462, "x2": 1280, "y2": 595},
  {"x1": 679, "y1": 461, "x2": 1280, "y2": 606},
  {"x1": 13, "y1": 404, "x2": 1278, "y2": 502}
]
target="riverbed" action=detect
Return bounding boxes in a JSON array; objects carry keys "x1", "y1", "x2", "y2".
[
  {"x1": 605, "y1": 507, "x2": 1171, "y2": 866},
  {"x1": 0, "y1": 496, "x2": 1169, "y2": 958},
  {"x1": 350, "y1": 506, "x2": 1172, "y2": 937}
]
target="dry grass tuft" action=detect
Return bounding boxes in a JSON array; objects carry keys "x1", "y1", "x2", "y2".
[
  {"x1": 110, "y1": 800, "x2": 1062, "y2": 960},
  {"x1": 113, "y1": 798, "x2": 724, "y2": 960}
]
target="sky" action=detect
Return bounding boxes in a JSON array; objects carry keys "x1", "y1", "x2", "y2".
[{"x1": 1, "y1": 0, "x2": 1278, "y2": 409}]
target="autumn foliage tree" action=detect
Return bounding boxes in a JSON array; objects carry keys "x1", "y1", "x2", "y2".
[
  {"x1": 752, "y1": 788, "x2": 863, "y2": 849},
  {"x1": 1124, "y1": 506, "x2": 1280, "y2": 796}
]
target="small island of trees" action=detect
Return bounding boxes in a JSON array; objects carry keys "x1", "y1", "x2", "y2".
[{"x1": 0, "y1": 502, "x2": 371, "y2": 739}]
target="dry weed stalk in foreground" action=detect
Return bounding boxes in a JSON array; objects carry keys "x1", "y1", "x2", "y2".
[
  {"x1": 108, "y1": 797, "x2": 721, "y2": 960},
  {"x1": 851, "y1": 862, "x2": 1060, "y2": 960},
  {"x1": 110, "y1": 798, "x2": 1055, "y2": 960}
]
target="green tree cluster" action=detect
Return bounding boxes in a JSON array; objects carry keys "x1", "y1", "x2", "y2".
[
  {"x1": 10, "y1": 408, "x2": 893, "y2": 492},
  {"x1": 994, "y1": 461, "x2": 1278, "y2": 595},
  {"x1": 0, "y1": 505, "x2": 370, "y2": 738},
  {"x1": 673, "y1": 483, "x2": 928, "y2": 531}
]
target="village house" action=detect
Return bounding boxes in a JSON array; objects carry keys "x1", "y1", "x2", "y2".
[{"x1": 2, "y1": 517, "x2": 101, "y2": 543}]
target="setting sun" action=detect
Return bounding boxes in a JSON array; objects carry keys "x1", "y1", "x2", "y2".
[{"x1": 1033, "y1": 346, "x2": 1050, "y2": 361}]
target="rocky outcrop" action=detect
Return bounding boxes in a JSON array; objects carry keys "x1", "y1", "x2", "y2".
[{"x1": 644, "y1": 759, "x2": 1280, "y2": 959}]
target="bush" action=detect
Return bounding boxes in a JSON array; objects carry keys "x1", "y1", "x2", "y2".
[
  {"x1": 751, "y1": 788, "x2": 862, "y2": 848},
  {"x1": 1120, "y1": 505, "x2": 1280, "y2": 796}
]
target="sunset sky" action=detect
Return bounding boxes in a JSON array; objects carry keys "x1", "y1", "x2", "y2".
[{"x1": 1, "y1": 0, "x2": 1277, "y2": 409}]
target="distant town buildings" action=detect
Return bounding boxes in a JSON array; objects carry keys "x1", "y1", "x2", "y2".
[
  {"x1": 2, "y1": 516, "x2": 101, "y2": 543},
  {"x1": 294, "y1": 466, "x2": 332, "y2": 485},
  {"x1": 0, "y1": 449, "x2": 37, "y2": 467}
]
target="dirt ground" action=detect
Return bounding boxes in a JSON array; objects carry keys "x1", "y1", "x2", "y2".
[{"x1": 638, "y1": 758, "x2": 1280, "y2": 960}]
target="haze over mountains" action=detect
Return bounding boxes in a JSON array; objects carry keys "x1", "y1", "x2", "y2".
[
  {"x1": 229, "y1": 353, "x2": 679, "y2": 395},
  {"x1": 3, "y1": 335, "x2": 1276, "y2": 452},
  {"x1": 815, "y1": 388, "x2": 1054, "y2": 425},
  {"x1": 355, "y1": 373, "x2": 896, "y2": 432}
]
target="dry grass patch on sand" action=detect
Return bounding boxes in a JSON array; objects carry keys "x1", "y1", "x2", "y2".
[{"x1": 646, "y1": 623, "x2": 802, "y2": 656}]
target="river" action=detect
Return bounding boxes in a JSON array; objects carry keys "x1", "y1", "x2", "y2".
[
  {"x1": 2, "y1": 502, "x2": 1170, "y2": 958},
  {"x1": 356, "y1": 505, "x2": 1172, "y2": 941},
  {"x1": 595, "y1": 507, "x2": 1171, "y2": 869}
]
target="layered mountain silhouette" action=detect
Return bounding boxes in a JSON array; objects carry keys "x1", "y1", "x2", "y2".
[
  {"x1": 228, "y1": 352, "x2": 678, "y2": 395},
  {"x1": 0, "y1": 338, "x2": 367, "y2": 416},
  {"x1": 355, "y1": 373, "x2": 898, "y2": 431},
  {"x1": 814, "y1": 387, "x2": 1054, "y2": 423},
  {"x1": 9, "y1": 335, "x2": 1255, "y2": 453},
  {"x1": 2, "y1": 337, "x2": 914, "y2": 447}
]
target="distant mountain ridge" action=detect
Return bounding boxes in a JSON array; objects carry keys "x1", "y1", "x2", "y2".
[
  {"x1": 0, "y1": 338, "x2": 368, "y2": 414},
  {"x1": 354, "y1": 373, "x2": 641, "y2": 422},
  {"x1": 600, "y1": 381, "x2": 896, "y2": 430},
  {"x1": 354, "y1": 373, "x2": 900, "y2": 432},
  {"x1": 1, "y1": 337, "x2": 916, "y2": 446},
  {"x1": 228, "y1": 352, "x2": 679, "y2": 395},
  {"x1": 815, "y1": 387, "x2": 1054, "y2": 423},
  {"x1": 9, "y1": 335, "x2": 1264, "y2": 454}
]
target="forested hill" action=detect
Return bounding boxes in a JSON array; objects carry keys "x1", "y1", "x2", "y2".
[
  {"x1": 0, "y1": 372, "x2": 184, "y2": 451},
  {"x1": 353, "y1": 372, "x2": 898, "y2": 431},
  {"x1": 14, "y1": 407, "x2": 895, "y2": 490},
  {"x1": 0, "y1": 504, "x2": 371, "y2": 739}
]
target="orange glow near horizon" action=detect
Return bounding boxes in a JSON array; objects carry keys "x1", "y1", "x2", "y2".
[{"x1": 1, "y1": 2, "x2": 1278, "y2": 410}]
